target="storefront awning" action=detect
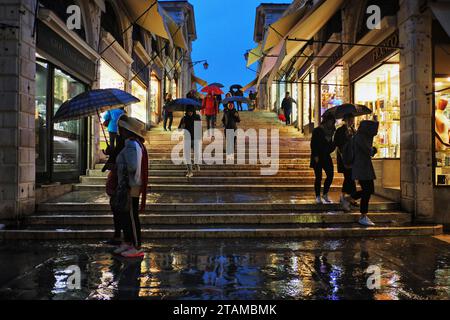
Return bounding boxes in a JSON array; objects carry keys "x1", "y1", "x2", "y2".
[
  {"x1": 263, "y1": 8, "x2": 308, "y2": 52},
  {"x1": 430, "y1": 2, "x2": 450, "y2": 38},
  {"x1": 123, "y1": 0, "x2": 171, "y2": 40},
  {"x1": 242, "y1": 78, "x2": 258, "y2": 92},
  {"x1": 256, "y1": 41, "x2": 286, "y2": 88},
  {"x1": 166, "y1": 18, "x2": 188, "y2": 50},
  {"x1": 191, "y1": 74, "x2": 207, "y2": 87},
  {"x1": 280, "y1": 0, "x2": 345, "y2": 69},
  {"x1": 246, "y1": 44, "x2": 263, "y2": 67}
]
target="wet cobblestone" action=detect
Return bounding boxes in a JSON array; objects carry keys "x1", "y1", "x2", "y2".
[{"x1": 0, "y1": 237, "x2": 449, "y2": 300}]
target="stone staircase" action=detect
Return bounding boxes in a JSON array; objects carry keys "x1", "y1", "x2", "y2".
[{"x1": 0, "y1": 111, "x2": 443, "y2": 239}]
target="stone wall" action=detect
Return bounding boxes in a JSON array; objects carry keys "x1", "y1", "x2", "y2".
[
  {"x1": 398, "y1": 0, "x2": 434, "y2": 222},
  {"x1": 0, "y1": 0, "x2": 37, "y2": 220}
]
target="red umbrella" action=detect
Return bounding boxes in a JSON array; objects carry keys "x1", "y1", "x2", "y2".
[{"x1": 201, "y1": 85, "x2": 224, "y2": 95}]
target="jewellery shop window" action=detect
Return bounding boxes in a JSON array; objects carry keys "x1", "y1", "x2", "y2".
[{"x1": 354, "y1": 54, "x2": 400, "y2": 159}]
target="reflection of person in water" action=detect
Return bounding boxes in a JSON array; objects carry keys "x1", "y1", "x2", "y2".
[{"x1": 435, "y1": 98, "x2": 450, "y2": 150}]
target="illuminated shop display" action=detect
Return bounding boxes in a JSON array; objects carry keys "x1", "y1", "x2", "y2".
[
  {"x1": 354, "y1": 55, "x2": 400, "y2": 158},
  {"x1": 435, "y1": 78, "x2": 450, "y2": 185},
  {"x1": 302, "y1": 69, "x2": 316, "y2": 130},
  {"x1": 150, "y1": 73, "x2": 161, "y2": 124},
  {"x1": 320, "y1": 66, "x2": 344, "y2": 116},
  {"x1": 131, "y1": 80, "x2": 148, "y2": 124}
]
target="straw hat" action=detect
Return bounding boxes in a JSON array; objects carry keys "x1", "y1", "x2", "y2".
[{"x1": 118, "y1": 115, "x2": 146, "y2": 139}]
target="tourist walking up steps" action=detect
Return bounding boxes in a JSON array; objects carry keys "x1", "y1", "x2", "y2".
[
  {"x1": 310, "y1": 113, "x2": 336, "y2": 204},
  {"x1": 163, "y1": 93, "x2": 174, "y2": 131},
  {"x1": 102, "y1": 107, "x2": 125, "y2": 151},
  {"x1": 351, "y1": 120, "x2": 379, "y2": 226},
  {"x1": 179, "y1": 106, "x2": 201, "y2": 177},
  {"x1": 333, "y1": 113, "x2": 358, "y2": 211},
  {"x1": 113, "y1": 116, "x2": 148, "y2": 258},
  {"x1": 281, "y1": 92, "x2": 297, "y2": 125}
]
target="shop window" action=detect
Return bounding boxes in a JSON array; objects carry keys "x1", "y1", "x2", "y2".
[
  {"x1": 433, "y1": 20, "x2": 450, "y2": 186},
  {"x1": 131, "y1": 80, "x2": 148, "y2": 124},
  {"x1": 101, "y1": 1, "x2": 124, "y2": 47},
  {"x1": 150, "y1": 74, "x2": 161, "y2": 124},
  {"x1": 320, "y1": 66, "x2": 344, "y2": 116},
  {"x1": 35, "y1": 61, "x2": 49, "y2": 176},
  {"x1": 53, "y1": 68, "x2": 85, "y2": 172},
  {"x1": 356, "y1": 0, "x2": 399, "y2": 42},
  {"x1": 302, "y1": 70, "x2": 316, "y2": 130},
  {"x1": 354, "y1": 54, "x2": 400, "y2": 158},
  {"x1": 39, "y1": 0, "x2": 86, "y2": 40}
]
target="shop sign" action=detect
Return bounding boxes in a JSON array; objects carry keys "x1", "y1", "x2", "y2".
[
  {"x1": 37, "y1": 21, "x2": 96, "y2": 82},
  {"x1": 318, "y1": 45, "x2": 343, "y2": 80},
  {"x1": 349, "y1": 31, "x2": 399, "y2": 82}
]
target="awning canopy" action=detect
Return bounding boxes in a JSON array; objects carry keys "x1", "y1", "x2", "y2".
[
  {"x1": 166, "y1": 18, "x2": 188, "y2": 50},
  {"x1": 191, "y1": 74, "x2": 207, "y2": 87},
  {"x1": 280, "y1": 0, "x2": 345, "y2": 69},
  {"x1": 430, "y1": 2, "x2": 450, "y2": 38},
  {"x1": 256, "y1": 41, "x2": 286, "y2": 88},
  {"x1": 262, "y1": 8, "x2": 308, "y2": 52},
  {"x1": 242, "y1": 78, "x2": 258, "y2": 92},
  {"x1": 123, "y1": 0, "x2": 171, "y2": 40},
  {"x1": 246, "y1": 44, "x2": 263, "y2": 67}
]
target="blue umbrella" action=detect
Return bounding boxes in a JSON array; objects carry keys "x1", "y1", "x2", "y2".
[
  {"x1": 166, "y1": 98, "x2": 202, "y2": 112},
  {"x1": 222, "y1": 96, "x2": 252, "y2": 105},
  {"x1": 53, "y1": 88, "x2": 140, "y2": 123}
]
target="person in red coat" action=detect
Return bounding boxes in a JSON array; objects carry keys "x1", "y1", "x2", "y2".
[{"x1": 202, "y1": 92, "x2": 219, "y2": 131}]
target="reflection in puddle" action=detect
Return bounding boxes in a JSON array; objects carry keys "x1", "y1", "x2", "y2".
[{"x1": 1, "y1": 238, "x2": 450, "y2": 300}]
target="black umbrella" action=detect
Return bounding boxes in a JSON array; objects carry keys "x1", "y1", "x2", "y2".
[
  {"x1": 209, "y1": 82, "x2": 224, "y2": 88},
  {"x1": 166, "y1": 98, "x2": 202, "y2": 112},
  {"x1": 222, "y1": 96, "x2": 252, "y2": 105},
  {"x1": 230, "y1": 84, "x2": 243, "y2": 91},
  {"x1": 323, "y1": 103, "x2": 372, "y2": 119}
]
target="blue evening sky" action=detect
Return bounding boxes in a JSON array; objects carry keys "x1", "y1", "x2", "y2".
[{"x1": 189, "y1": 0, "x2": 290, "y2": 92}]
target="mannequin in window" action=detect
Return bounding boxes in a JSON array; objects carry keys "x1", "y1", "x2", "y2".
[{"x1": 435, "y1": 98, "x2": 450, "y2": 150}]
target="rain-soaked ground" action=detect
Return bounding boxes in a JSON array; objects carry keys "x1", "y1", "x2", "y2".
[{"x1": 0, "y1": 236, "x2": 449, "y2": 300}]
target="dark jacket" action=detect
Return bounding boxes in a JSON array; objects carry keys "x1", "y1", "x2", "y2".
[
  {"x1": 310, "y1": 126, "x2": 336, "y2": 168},
  {"x1": 222, "y1": 108, "x2": 240, "y2": 130},
  {"x1": 178, "y1": 112, "x2": 201, "y2": 139},
  {"x1": 333, "y1": 124, "x2": 356, "y2": 173},
  {"x1": 352, "y1": 121, "x2": 379, "y2": 181},
  {"x1": 281, "y1": 97, "x2": 296, "y2": 113}
]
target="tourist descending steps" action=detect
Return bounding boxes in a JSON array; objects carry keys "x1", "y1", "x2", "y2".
[
  {"x1": 178, "y1": 106, "x2": 201, "y2": 177},
  {"x1": 202, "y1": 92, "x2": 218, "y2": 131},
  {"x1": 334, "y1": 113, "x2": 358, "y2": 212},
  {"x1": 163, "y1": 93, "x2": 174, "y2": 131},
  {"x1": 351, "y1": 120, "x2": 379, "y2": 227},
  {"x1": 113, "y1": 116, "x2": 148, "y2": 258},
  {"x1": 222, "y1": 98, "x2": 241, "y2": 160},
  {"x1": 310, "y1": 113, "x2": 336, "y2": 204}
]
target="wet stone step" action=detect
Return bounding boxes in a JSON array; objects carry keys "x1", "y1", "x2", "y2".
[
  {"x1": 24, "y1": 212, "x2": 411, "y2": 226},
  {"x1": 0, "y1": 224, "x2": 443, "y2": 240}
]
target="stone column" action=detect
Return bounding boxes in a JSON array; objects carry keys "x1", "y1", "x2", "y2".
[
  {"x1": 0, "y1": 0, "x2": 37, "y2": 220},
  {"x1": 398, "y1": 0, "x2": 434, "y2": 222}
]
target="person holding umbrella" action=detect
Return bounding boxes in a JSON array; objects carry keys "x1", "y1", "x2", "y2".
[
  {"x1": 202, "y1": 92, "x2": 218, "y2": 132},
  {"x1": 334, "y1": 113, "x2": 358, "y2": 211},
  {"x1": 178, "y1": 105, "x2": 201, "y2": 177},
  {"x1": 310, "y1": 113, "x2": 336, "y2": 204},
  {"x1": 113, "y1": 116, "x2": 148, "y2": 258},
  {"x1": 163, "y1": 93, "x2": 174, "y2": 131}
]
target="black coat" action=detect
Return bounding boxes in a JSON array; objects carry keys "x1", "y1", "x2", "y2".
[
  {"x1": 333, "y1": 124, "x2": 355, "y2": 173},
  {"x1": 310, "y1": 126, "x2": 336, "y2": 168},
  {"x1": 222, "y1": 108, "x2": 240, "y2": 130},
  {"x1": 178, "y1": 113, "x2": 201, "y2": 139},
  {"x1": 281, "y1": 97, "x2": 295, "y2": 113}
]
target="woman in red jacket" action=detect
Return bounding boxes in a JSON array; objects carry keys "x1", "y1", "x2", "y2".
[{"x1": 202, "y1": 92, "x2": 219, "y2": 131}]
